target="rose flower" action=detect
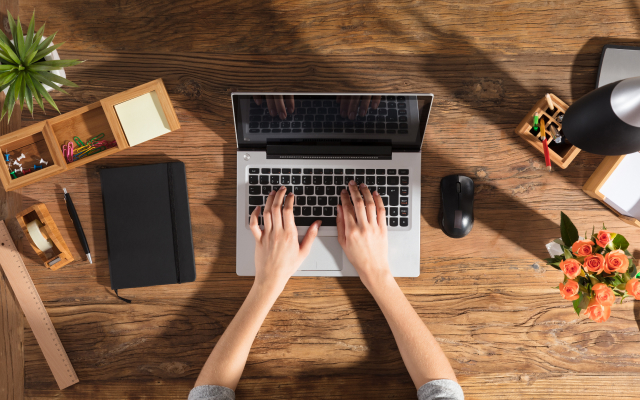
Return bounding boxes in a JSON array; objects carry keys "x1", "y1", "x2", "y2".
[
  {"x1": 592, "y1": 283, "x2": 615, "y2": 307},
  {"x1": 604, "y1": 250, "x2": 629, "y2": 274},
  {"x1": 571, "y1": 240, "x2": 594, "y2": 257},
  {"x1": 596, "y1": 230, "x2": 613, "y2": 248},
  {"x1": 584, "y1": 254, "x2": 605, "y2": 274},
  {"x1": 559, "y1": 280, "x2": 580, "y2": 301},
  {"x1": 626, "y1": 278, "x2": 640, "y2": 300},
  {"x1": 560, "y1": 258, "x2": 582, "y2": 279},
  {"x1": 584, "y1": 298, "x2": 611, "y2": 323}
]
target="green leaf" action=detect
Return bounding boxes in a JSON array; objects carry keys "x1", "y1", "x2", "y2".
[
  {"x1": 6, "y1": 11, "x2": 17, "y2": 43},
  {"x1": 0, "y1": 64, "x2": 16, "y2": 71},
  {"x1": 563, "y1": 247, "x2": 573, "y2": 260},
  {"x1": 31, "y1": 42, "x2": 64, "y2": 64},
  {"x1": 31, "y1": 77, "x2": 59, "y2": 113},
  {"x1": 15, "y1": 16, "x2": 24, "y2": 59},
  {"x1": 572, "y1": 292, "x2": 589, "y2": 316},
  {"x1": 23, "y1": 40, "x2": 40, "y2": 65},
  {"x1": 14, "y1": 73, "x2": 23, "y2": 111},
  {"x1": 0, "y1": 41, "x2": 21, "y2": 65},
  {"x1": 36, "y1": 31, "x2": 56, "y2": 52},
  {"x1": 24, "y1": 11, "x2": 35, "y2": 51},
  {"x1": 31, "y1": 72, "x2": 68, "y2": 95},
  {"x1": 25, "y1": 73, "x2": 43, "y2": 111},
  {"x1": 611, "y1": 234, "x2": 630, "y2": 251},
  {"x1": 28, "y1": 59, "x2": 82, "y2": 70},
  {"x1": 629, "y1": 262, "x2": 637, "y2": 280},
  {"x1": 32, "y1": 23, "x2": 45, "y2": 57},
  {"x1": 24, "y1": 84, "x2": 33, "y2": 116},
  {"x1": 560, "y1": 212, "x2": 580, "y2": 248},
  {"x1": 33, "y1": 71, "x2": 77, "y2": 88},
  {"x1": 2, "y1": 81, "x2": 16, "y2": 123}
]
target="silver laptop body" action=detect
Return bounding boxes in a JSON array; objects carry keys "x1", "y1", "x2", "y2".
[{"x1": 233, "y1": 93, "x2": 433, "y2": 277}]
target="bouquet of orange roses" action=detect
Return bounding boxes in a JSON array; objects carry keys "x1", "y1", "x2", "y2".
[{"x1": 545, "y1": 212, "x2": 639, "y2": 323}]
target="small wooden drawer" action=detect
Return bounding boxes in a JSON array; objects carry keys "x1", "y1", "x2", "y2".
[
  {"x1": 515, "y1": 93, "x2": 580, "y2": 169},
  {"x1": 0, "y1": 79, "x2": 180, "y2": 191}
]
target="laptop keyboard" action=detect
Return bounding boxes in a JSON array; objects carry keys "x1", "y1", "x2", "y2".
[
  {"x1": 247, "y1": 167, "x2": 410, "y2": 228},
  {"x1": 248, "y1": 96, "x2": 410, "y2": 134}
]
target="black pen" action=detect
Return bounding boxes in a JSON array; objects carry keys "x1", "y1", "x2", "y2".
[{"x1": 63, "y1": 188, "x2": 92, "y2": 264}]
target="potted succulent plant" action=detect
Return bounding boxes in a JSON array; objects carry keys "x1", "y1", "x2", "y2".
[{"x1": 0, "y1": 10, "x2": 82, "y2": 122}]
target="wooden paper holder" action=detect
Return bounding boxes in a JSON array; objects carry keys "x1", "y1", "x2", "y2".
[
  {"x1": 16, "y1": 203, "x2": 74, "y2": 270},
  {"x1": 515, "y1": 93, "x2": 580, "y2": 169}
]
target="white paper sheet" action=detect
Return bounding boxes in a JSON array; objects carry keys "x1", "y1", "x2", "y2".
[
  {"x1": 600, "y1": 152, "x2": 640, "y2": 219},
  {"x1": 115, "y1": 91, "x2": 171, "y2": 147}
]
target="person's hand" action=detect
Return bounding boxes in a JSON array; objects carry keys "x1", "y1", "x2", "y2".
[
  {"x1": 252, "y1": 95, "x2": 295, "y2": 120},
  {"x1": 337, "y1": 180, "x2": 390, "y2": 287},
  {"x1": 336, "y1": 95, "x2": 382, "y2": 120},
  {"x1": 250, "y1": 186, "x2": 321, "y2": 293}
]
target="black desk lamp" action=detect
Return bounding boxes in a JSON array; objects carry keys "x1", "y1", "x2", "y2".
[{"x1": 563, "y1": 76, "x2": 640, "y2": 155}]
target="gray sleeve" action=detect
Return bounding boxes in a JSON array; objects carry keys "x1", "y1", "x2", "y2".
[
  {"x1": 188, "y1": 385, "x2": 235, "y2": 400},
  {"x1": 417, "y1": 379, "x2": 464, "y2": 400}
]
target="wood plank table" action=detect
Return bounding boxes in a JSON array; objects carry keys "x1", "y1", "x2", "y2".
[{"x1": 2, "y1": 0, "x2": 640, "y2": 398}]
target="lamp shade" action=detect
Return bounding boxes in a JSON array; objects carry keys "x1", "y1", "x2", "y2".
[{"x1": 563, "y1": 76, "x2": 640, "y2": 155}]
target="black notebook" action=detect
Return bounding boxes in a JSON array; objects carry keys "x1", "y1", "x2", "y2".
[{"x1": 100, "y1": 162, "x2": 196, "y2": 290}]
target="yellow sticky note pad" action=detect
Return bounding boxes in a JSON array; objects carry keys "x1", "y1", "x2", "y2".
[{"x1": 114, "y1": 91, "x2": 171, "y2": 146}]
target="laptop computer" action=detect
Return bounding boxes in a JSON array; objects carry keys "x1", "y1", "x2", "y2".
[{"x1": 233, "y1": 93, "x2": 433, "y2": 277}]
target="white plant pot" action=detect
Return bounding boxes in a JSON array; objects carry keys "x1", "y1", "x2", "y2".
[{"x1": 2, "y1": 35, "x2": 65, "y2": 94}]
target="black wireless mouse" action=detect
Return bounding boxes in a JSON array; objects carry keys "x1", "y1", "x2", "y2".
[{"x1": 439, "y1": 175, "x2": 474, "y2": 238}]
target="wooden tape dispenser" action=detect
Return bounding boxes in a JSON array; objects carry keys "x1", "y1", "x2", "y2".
[{"x1": 16, "y1": 203, "x2": 74, "y2": 270}]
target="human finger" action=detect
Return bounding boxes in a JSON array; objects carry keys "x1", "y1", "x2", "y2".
[
  {"x1": 336, "y1": 205, "x2": 346, "y2": 246},
  {"x1": 373, "y1": 190, "x2": 387, "y2": 229},
  {"x1": 250, "y1": 206, "x2": 262, "y2": 241},
  {"x1": 263, "y1": 190, "x2": 275, "y2": 233},
  {"x1": 253, "y1": 95, "x2": 263, "y2": 106},
  {"x1": 266, "y1": 96, "x2": 277, "y2": 117},
  {"x1": 299, "y1": 221, "x2": 321, "y2": 257},
  {"x1": 283, "y1": 192, "x2": 296, "y2": 230},
  {"x1": 340, "y1": 188, "x2": 357, "y2": 227},
  {"x1": 285, "y1": 95, "x2": 295, "y2": 115},
  {"x1": 360, "y1": 183, "x2": 377, "y2": 225},
  {"x1": 340, "y1": 96, "x2": 350, "y2": 118},
  {"x1": 359, "y1": 95, "x2": 371, "y2": 117},
  {"x1": 371, "y1": 95, "x2": 381, "y2": 109},
  {"x1": 270, "y1": 186, "x2": 287, "y2": 230},
  {"x1": 274, "y1": 95, "x2": 288, "y2": 120},
  {"x1": 348, "y1": 180, "x2": 367, "y2": 225},
  {"x1": 347, "y1": 97, "x2": 359, "y2": 120}
]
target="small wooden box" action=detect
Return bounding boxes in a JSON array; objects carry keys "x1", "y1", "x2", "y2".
[
  {"x1": 0, "y1": 79, "x2": 180, "y2": 191},
  {"x1": 515, "y1": 94, "x2": 580, "y2": 169},
  {"x1": 583, "y1": 155, "x2": 640, "y2": 229}
]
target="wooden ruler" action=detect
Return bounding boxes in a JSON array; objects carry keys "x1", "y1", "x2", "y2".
[{"x1": 0, "y1": 220, "x2": 79, "y2": 389}]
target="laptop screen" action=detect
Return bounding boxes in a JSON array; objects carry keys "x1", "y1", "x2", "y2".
[{"x1": 232, "y1": 93, "x2": 433, "y2": 151}]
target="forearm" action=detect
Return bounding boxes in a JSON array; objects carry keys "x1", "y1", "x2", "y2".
[
  {"x1": 364, "y1": 271, "x2": 457, "y2": 389},
  {"x1": 194, "y1": 282, "x2": 281, "y2": 390}
]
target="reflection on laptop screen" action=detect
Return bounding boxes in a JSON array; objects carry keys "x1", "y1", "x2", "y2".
[{"x1": 232, "y1": 93, "x2": 432, "y2": 150}]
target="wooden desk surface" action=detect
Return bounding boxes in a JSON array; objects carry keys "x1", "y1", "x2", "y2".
[{"x1": 2, "y1": 0, "x2": 640, "y2": 399}]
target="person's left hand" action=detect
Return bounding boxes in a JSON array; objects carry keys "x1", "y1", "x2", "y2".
[{"x1": 250, "y1": 186, "x2": 321, "y2": 292}]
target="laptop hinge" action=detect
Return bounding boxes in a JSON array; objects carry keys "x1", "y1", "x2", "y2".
[{"x1": 266, "y1": 143, "x2": 392, "y2": 160}]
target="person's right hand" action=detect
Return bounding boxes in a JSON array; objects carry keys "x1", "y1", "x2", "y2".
[
  {"x1": 337, "y1": 180, "x2": 390, "y2": 287},
  {"x1": 252, "y1": 95, "x2": 295, "y2": 120}
]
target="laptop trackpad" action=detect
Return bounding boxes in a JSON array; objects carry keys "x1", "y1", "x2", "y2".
[{"x1": 298, "y1": 236, "x2": 343, "y2": 271}]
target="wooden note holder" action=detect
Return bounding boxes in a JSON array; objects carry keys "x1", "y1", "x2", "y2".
[
  {"x1": 0, "y1": 78, "x2": 180, "y2": 191},
  {"x1": 583, "y1": 155, "x2": 640, "y2": 229},
  {"x1": 16, "y1": 203, "x2": 74, "y2": 270},
  {"x1": 515, "y1": 93, "x2": 580, "y2": 169}
]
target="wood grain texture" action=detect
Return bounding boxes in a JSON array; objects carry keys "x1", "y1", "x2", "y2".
[{"x1": 1, "y1": 0, "x2": 639, "y2": 398}]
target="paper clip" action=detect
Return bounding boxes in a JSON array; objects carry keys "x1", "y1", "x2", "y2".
[
  {"x1": 62, "y1": 142, "x2": 75, "y2": 163},
  {"x1": 73, "y1": 136, "x2": 85, "y2": 147},
  {"x1": 87, "y1": 133, "x2": 105, "y2": 143}
]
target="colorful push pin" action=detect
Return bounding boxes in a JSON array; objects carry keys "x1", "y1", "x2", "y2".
[
  {"x1": 9, "y1": 171, "x2": 16, "y2": 179},
  {"x1": 12, "y1": 160, "x2": 20, "y2": 167},
  {"x1": 33, "y1": 165, "x2": 42, "y2": 171},
  {"x1": 39, "y1": 158, "x2": 48, "y2": 165},
  {"x1": 532, "y1": 112, "x2": 539, "y2": 132},
  {"x1": 16, "y1": 153, "x2": 25, "y2": 161},
  {"x1": 4, "y1": 153, "x2": 9, "y2": 162}
]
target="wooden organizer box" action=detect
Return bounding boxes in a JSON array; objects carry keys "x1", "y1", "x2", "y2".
[
  {"x1": 0, "y1": 79, "x2": 180, "y2": 191},
  {"x1": 583, "y1": 155, "x2": 640, "y2": 229},
  {"x1": 515, "y1": 93, "x2": 580, "y2": 169}
]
